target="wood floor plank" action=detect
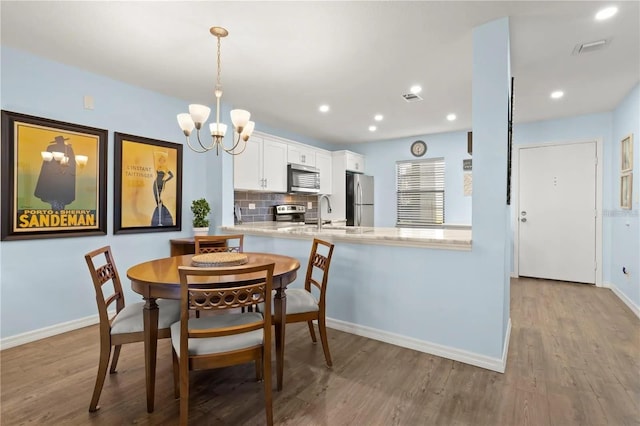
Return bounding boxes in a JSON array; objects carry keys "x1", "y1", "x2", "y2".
[{"x1": 1, "y1": 278, "x2": 639, "y2": 425}]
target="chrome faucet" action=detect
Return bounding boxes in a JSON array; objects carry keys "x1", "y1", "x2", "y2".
[{"x1": 317, "y1": 194, "x2": 332, "y2": 230}]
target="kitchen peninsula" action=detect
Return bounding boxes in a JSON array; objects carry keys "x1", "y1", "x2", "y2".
[
  {"x1": 220, "y1": 222, "x2": 472, "y2": 250},
  {"x1": 217, "y1": 222, "x2": 508, "y2": 373}
]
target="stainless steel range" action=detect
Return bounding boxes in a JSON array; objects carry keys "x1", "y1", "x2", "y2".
[{"x1": 274, "y1": 204, "x2": 306, "y2": 223}]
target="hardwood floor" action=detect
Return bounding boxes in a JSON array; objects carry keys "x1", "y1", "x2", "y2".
[{"x1": 1, "y1": 278, "x2": 639, "y2": 425}]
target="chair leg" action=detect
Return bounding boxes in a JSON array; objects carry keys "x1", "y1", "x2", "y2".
[
  {"x1": 109, "y1": 344, "x2": 122, "y2": 373},
  {"x1": 255, "y1": 354, "x2": 263, "y2": 381},
  {"x1": 317, "y1": 315, "x2": 333, "y2": 367},
  {"x1": 179, "y1": 361, "x2": 189, "y2": 426},
  {"x1": 172, "y1": 349, "x2": 180, "y2": 399},
  {"x1": 263, "y1": 349, "x2": 273, "y2": 426},
  {"x1": 307, "y1": 320, "x2": 317, "y2": 343},
  {"x1": 89, "y1": 343, "x2": 112, "y2": 412}
]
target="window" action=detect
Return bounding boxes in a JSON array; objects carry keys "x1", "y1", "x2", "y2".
[{"x1": 396, "y1": 158, "x2": 445, "y2": 227}]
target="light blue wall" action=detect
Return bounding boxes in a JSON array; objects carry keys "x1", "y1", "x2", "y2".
[
  {"x1": 0, "y1": 46, "x2": 207, "y2": 338},
  {"x1": 470, "y1": 17, "x2": 511, "y2": 354},
  {"x1": 611, "y1": 84, "x2": 640, "y2": 307}
]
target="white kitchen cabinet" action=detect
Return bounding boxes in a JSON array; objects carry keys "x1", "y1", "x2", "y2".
[
  {"x1": 287, "y1": 143, "x2": 316, "y2": 167},
  {"x1": 315, "y1": 150, "x2": 332, "y2": 195},
  {"x1": 234, "y1": 134, "x2": 288, "y2": 192},
  {"x1": 345, "y1": 151, "x2": 365, "y2": 173}
]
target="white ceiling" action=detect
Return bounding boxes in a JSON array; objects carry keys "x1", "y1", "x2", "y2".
[{"x1": 1, "y1": 1, "x2": 638, "y2": 145}]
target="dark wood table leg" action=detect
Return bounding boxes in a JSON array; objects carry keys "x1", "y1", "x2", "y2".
[
  {"x1": 143, "y1": 297, "x2": 159, "y2": 413},
  {"x1": 273, "y1": 287, "x2": 286, "y2": 391}
]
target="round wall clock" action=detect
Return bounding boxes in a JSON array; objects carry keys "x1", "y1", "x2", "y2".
[{"x1": 410, "y1": 140, "x2": 427, "y2": 157}]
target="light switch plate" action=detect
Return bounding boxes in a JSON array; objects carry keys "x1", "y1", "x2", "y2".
[
  {"x1": 83, "y1": 95, "x2": 94, "y2": 110},
  {"x1": 308, "y1": 202, "x2": 313, "y2": 209},
  {"x1": 248, "y1": 203, "x2": 256, "y2": 210}
]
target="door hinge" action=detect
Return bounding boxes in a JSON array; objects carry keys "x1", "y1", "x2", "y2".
[{"x1": 595, "y1": 262, "x2": 598, "y2": 271}]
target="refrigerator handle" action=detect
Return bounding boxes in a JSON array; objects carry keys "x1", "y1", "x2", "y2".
[{"x1": 356, "y1": 182, "x2": 362, "y2": 226}]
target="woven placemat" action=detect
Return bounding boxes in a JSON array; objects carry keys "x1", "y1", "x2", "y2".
[{"x1": 191, "y1": 252, "x2": 248, "y2": 267}]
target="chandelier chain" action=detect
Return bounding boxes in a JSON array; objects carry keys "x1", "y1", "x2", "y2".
[{"x1": 216, "y1": 35, "x2": 222, "y2": 90}]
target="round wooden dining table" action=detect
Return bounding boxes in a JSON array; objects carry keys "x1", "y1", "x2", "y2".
[{"x1": 127, "y1": 252, "x2": 300, "y2": 413}]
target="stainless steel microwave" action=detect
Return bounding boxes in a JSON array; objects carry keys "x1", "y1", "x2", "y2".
[{"x1": 287, "y1": 163, "x2": 320, "y2": 193}]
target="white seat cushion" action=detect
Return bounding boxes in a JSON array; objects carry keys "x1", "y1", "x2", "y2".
[
  {"x1": 170, "y1": 312, "x2": 264, "y2": 356},
  {"x1": 111, "y1": 299, "x2": 181, "y2": 335},
  {"x1": 284, "y1": 288, "x2": 319, "y2": 314},
  {"x1": 258, "y1": 288, "x2": 319, "y2": 315}
]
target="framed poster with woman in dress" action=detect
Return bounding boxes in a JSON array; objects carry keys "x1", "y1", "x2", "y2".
[
  {"x1": 1, "y1": 110, "x2": 107, "y2": 240},
  {"x1": 113, "y1": 132, "x2": 182, "y2": 234}
]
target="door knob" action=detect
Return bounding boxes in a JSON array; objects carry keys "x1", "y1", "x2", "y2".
[{"x1": 520, "y1": 218, "x2": 527, "y2": 223}]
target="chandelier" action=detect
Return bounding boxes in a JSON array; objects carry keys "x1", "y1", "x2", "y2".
[{"x1": 177, "y1": 26, "x2": 255, "y2": 155}]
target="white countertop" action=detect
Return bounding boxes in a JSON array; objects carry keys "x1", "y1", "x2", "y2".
[{"x1": 220, "y1": 222, "x2": 472, "y2": 250}]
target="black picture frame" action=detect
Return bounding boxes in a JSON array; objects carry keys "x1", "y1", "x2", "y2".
[
  {"x1": 113, "y1": 132, "x2": 182, "y2": 234},
  {"x1": 1, "y1": 110, "x2": 108, "y2": 240},
  {"x1": 507, "y1": 77, "x2": 514, "y2": 205}
]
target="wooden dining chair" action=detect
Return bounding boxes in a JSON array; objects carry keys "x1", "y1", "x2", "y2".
[
  {"x1": 194, "y1": 234, "x2": 244, "y2": 254},
  {"x1": 193, "y1": 234, "x2": 247, "y2": 316},
  {"x1": 84, "y1": 246, "x2": 181, "y2": 412},
  {"x1": 261, "y1": 238, "x2": 335, "y2": 367},
  {"x1": 287, "y1": 239, "x2": 335, "y2": 366},
  {"x1": 171, "y1": 263, "x2": 275, "y2": 426}
]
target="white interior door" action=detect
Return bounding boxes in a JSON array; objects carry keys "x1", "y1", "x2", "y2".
[{"x1": 518, "y1": 142, "x2": 596, "y2": 284}]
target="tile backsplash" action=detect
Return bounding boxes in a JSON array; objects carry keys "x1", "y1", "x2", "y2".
[{"x1": 234, "y1": 191, "x2": 319, "y2": 223}]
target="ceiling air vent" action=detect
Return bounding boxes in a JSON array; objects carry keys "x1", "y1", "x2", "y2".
[
  {"x1": 402, "y1": 93, "x2": 423, "y2": 102},
  {"x1": 572, "y1": 39, "x2": 609, "y2": 55}
]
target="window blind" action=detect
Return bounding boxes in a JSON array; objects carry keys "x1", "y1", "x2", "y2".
[{"x1": 396, "y1": 158, "x2": 445, "y2": 227}]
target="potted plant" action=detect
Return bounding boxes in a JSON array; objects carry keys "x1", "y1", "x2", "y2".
[{"x1": 191, "y1": 198, "x2": 211, "y2": 236}]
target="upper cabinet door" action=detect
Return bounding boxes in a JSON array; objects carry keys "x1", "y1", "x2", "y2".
[
  {"x1": 234, "y1": 136, "x2": 263, "y2": 191},
  {"x1": 262, "y1": 137, "x2": 288, "y2": 192},
  {"x1": 287, "y1": 144, "x2": 316, "y2": 167},
  {"x1": 346, "y1": 151, "x2": 365, "y2": 173}
]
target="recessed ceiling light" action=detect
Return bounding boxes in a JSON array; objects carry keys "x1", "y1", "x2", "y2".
[
  {"x1": 374, "y1": 114, "x2": 383, "y2": 121},
  {"x1": 409, "y1": 85, "x2": 422, "y2": 95},
  {"x1": 595, "y1": 6, "x2": 618, "y2": 20},
  {"x1": 319, "y1": 104, "x2": 330, "y2": 113},
  {"x1": 368, "y1": 125, "x2": 377, "y2": 132},
  {"x1": 446, "y1": 113, "x2": 457, "y2": 121},
  {"x1": 550, "y1": 91, "x2": 564, "y2": 99}
]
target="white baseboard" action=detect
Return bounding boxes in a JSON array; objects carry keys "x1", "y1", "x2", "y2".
[
  {"x1": 2, "y1": 312, "x2": 515, "y2": 374},
  {"x1": 607, "y1": 281, "x2": 640, "y2": 319},
  {"x1": 326, "y1": 317, "x2": 510, "y2": 373},
  {"x1": 0, "y1": 313, "x2": 101, "y2": 351},
  {"x1": 500, "y1": 318, "x2": 512, "y2": 373}
]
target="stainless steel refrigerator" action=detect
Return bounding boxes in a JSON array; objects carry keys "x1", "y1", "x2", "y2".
[{"x1": 346, "y1": 172, "x2": 374, "y2": 226}]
